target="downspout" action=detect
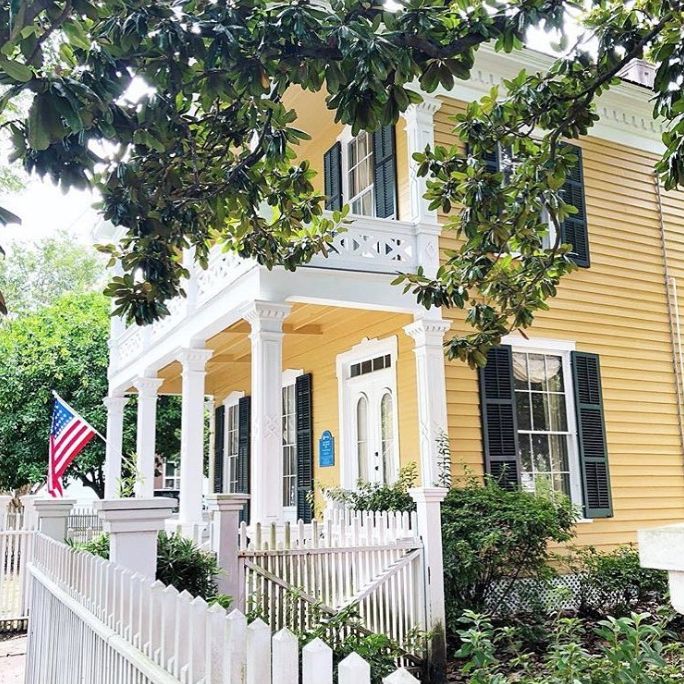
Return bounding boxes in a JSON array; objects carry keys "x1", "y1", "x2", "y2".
[{"x1": 654, "y1": 173, "x2": 684, "y2": 453}]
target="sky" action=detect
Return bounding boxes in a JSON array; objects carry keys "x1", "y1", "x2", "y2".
[{"x1": 0, "y1": 21, "x2": 578, "y2": 251}]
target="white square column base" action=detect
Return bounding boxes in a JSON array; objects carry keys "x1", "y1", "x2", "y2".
[{"x1": 93, "y1": 498, "x2": 177, "y2": 578}]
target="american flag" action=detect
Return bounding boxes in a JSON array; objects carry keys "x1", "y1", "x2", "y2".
[{"x1": 48, "y1": 393, "x2": 98, "y2": 497}]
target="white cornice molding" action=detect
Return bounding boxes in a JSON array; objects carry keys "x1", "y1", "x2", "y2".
[{"x1": 430, "y1": 45, "x2": 665, "y2": 154}]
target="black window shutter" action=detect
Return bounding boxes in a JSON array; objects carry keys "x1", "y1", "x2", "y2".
[
  {"x1": 213, "y1": 405, "x2": 225, "y2": 494},
  {"x1": 323, "y1": 142, "x2": 343, "y2": 211},
  {"x1": 560, "y1": 145, "x2": 590, "y2": 268},
  {"x1": 372, "y1": 125, "x2": 397, "y2": 219},
  {"x1": 571, "y1": 352, "x2": 612, "y2": 518},
  {"x1": 237, "y1": 396, "x2": 251, "y2": 524},
  {"x1": 478, "y1": 345, "x2": 520, "y2": 489},
  {"x1": 295, "y1": 373, "x2": 314, "y2": 523},
  {"x1": 483, "y1": 145, "x2": 500, "y2": 173}
]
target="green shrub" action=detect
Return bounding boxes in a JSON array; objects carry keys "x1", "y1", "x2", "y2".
[
  {"x1": 454, "y1": 610, "x2": 684, "y2": 683},
  {"x1": 324, "y1": 463, "x2": 418, "y2": 512},
  {"x1": 74, "y1": 531, "x2": 228, "y2": 604},
  {"x1": 572, "y1": 545, "x2": 668, "y2": 616},
  {"x1": 441, "y1": 477, "x2": 576, "y2": 631}
]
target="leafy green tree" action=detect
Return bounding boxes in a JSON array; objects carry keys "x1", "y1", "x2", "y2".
[
  {"x1": 0, "y1": 231, "x2": 103, "y2": 316},
  {"x1": 0, "y1": 291, "x2": 181, "y2": 496},
  {"x1": 2, "y1": 1, "x2": 684, "y2": 362}
]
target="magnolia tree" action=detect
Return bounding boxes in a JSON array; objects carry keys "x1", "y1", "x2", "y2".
[{"x1": 2, "y1": 0, "x2": 684, "y2": 365}]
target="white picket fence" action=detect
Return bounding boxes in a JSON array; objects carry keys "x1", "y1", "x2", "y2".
[
  {"x1": 0, "y1": 529, "x2": 34, "y2": 631},
  {"x1": 1, "y1": 506, "x2": 102, "y2": 542},
  {"x1": 25, "y1": 532, "x2": 420, "y2": 683},
  {"x1": 238, "y1": 510, "x2": 425, "y2": 665}
]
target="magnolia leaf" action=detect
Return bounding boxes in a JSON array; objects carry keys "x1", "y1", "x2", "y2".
[{"x1": 0, "y1": 56, "x2": 32, "y2": 82}]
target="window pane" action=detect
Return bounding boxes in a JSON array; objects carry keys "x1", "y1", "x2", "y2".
[
  {"x1": 528, "y1": 354, "x2": 546, "y2": 391},
  {"x1": 512, "y1": 352, "x2": 529, "y2": 390},
  {"x1": 548, "y1": 434, "x2": 569, "y2": 472},
  {"x1": 357, "y1": 396, "x2": 369, "y2": 481},
  {"x1": 544, "y1": 356, "x2": 564, "y2": 392},
  {"x1": 515, "y1": 392, "x2": 532, "y2": 430},
  {"x1": 381, "y1": 392, "x2": 393, "y2": 484},
  {"x1": 547, "y1": 393, "x2": 567, "y2": 431},
  {"x1": 519, "y1": 433, "x2": 532, "y2": 472},
  {"x1": 531, "y1": 392, "x2": 548, "y2": 431},
  {"x1": 531, "y1": 433, "x2": 551, "y2": 472}
]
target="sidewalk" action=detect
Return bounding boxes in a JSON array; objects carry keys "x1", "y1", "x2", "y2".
[{"x1": 0, "y1": 634, "x2": 26, "y2": 684}]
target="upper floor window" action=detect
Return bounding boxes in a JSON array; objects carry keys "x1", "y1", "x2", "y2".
[
  {"x1": 163, "y1": 461, "x2": 180, "y2": 490},
  {"x1": 481, "y1": 142, "x2": 589, "y2": 267},
  {"x1": 323, "y1": 125, "x2": 397, "y2": 219}
]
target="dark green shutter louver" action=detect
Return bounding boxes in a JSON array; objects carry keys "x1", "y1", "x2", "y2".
[
  {"x1": 323, "y1": 142, "x2": 343, "y2": 211},
  {"x1": 372, "y1": 125, "x2": 397, "y2": 219},
  {"x1": 571, "y1": 352, "x2": 612, "y2": 518},
  {"x1": 478, "y1": 345, "x2": 520, "y2": 489},
  {"x1": 483, "y1": 145, "x2": 500, "y2": 173},
  {"x1": 213, "y1": 405, "x2": 225, "y2": 493},
  {"x1": 560, "y1": 145, "x2": 590, "y2": 268},
  {"x1": 295, "y1": 373, "x2": 314, "y2": 523},
  {"x1": 237, "y1": 396, "x2": 251, "y2": 524}
]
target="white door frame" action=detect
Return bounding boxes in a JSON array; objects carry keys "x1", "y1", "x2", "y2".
[{"x1": 336, "y1": 336, "x2": 400, "y2": 489}]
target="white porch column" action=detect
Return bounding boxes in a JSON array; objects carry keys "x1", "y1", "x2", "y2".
[
  {"x1": 404, "y1": 316, "x2": 452, "y2": 487},
  {"x1": 403, "y1": 96, "x2": 443, "y2": 278},
  {"x1": 244, "y1": 301, "x2": 291, "y2": 524},
  {"x1": 178, "y1": 347, "x2": 213, "y2": 537},
  {"x1": 410, "y1": 487, "x2": 448, "y2": 683},
  {"x1": 133, "y1": 376, "x2": 163, "y2": 498},
  {"x1": 103, "y1": 394, "x2": 129, "y2": 498}
]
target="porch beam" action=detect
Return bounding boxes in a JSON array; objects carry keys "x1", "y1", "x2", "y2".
[
  {"x1": 224, "y1": 321, "x2": 322, "y2": 336},
  {"x1": 404, "y1": 316, "x2": 452, "y2": 487},
  {"x1": 177, "y1": 347, "x2": 213, "y2": 538},
  {"x1": 132, "y1": 376, "x2": 164, "y2": 498},
  {"x1": 244, "y1": 301, "x2": 291, "y2": 523}
]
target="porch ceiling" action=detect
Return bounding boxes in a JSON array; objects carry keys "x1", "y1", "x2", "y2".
[{"x1": 154, "y1": 303, "x2": 413, "y2": 400}]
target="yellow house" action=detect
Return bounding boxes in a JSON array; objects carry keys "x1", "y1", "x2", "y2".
[{"x1": 102, "y1": 47, "x2": 684, "y2": 550}]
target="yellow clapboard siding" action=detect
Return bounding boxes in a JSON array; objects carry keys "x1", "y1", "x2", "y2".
[{"x1": 434, "y1": 96, "x2": 684, "y2": 551}]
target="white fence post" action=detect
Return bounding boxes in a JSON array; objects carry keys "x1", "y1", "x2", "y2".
[
  {"x1": 302, "y1": 638, "x2": 332, "y2": 684},
  {"x1": 206, "y1": 493, "x2": 249, "y2": 603},
  {"x1": 33, "y1": 498, "x2": 75, "y2": 541},
  {"x1": 93, "y1": 498, "x2": 176, "y2": 578},
  {"x1": 409, "y1": 486, "x2": 448, "y2": 683},
  {"x1": 639, "y1": 523, "x2": 684, "y2": 613}
]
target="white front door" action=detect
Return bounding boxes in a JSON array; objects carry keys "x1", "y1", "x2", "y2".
[{"x1": 349, "y1": 369, "x2": 397, "y2": 485}]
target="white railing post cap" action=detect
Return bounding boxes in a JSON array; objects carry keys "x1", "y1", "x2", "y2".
[
  {"x1": 408, "y1": 487, "x2": 448, "y2": 505},
  {"x1": 33, "y1": 498, "x2": 76, "y2": 517},
  {"x1": 205, "y1": 493, "x2": 250, "y2": 513},
  {"x1": 93, "y1": 497, "x2": 177, "y2": 533}
]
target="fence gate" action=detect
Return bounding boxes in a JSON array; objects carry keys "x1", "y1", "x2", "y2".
[{"x1": 238, "y1": 510, "x2": 426, "y2": 663}]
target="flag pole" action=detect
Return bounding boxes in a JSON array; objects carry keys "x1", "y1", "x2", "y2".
[{"x1": 51, "y1": 391, "x2": 107, "y2": 443}]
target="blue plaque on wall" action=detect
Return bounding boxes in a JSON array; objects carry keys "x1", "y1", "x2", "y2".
[{"x1": 319, "y1": 430, "x2": 335, "y2": 467}]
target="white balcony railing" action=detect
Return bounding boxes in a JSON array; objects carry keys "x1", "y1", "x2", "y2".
[{"x1": 110, "y1": 215, "x2": 436, "y2": 374}]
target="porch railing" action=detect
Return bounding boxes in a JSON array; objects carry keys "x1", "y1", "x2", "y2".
[{"x1": 109, "y1": 213, "x2": 431, "y2": 373}]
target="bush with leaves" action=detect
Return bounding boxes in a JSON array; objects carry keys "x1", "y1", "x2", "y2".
[
  {"x1": 452, "y1": 610, "x2": 684, "y2": 683},
  {"x1": 75, "y1": 532, "x2": 229, "y2": 605},
  {"x1": 571, "y1": 545, "x2": 668, "y2": 617},
  {"x1": 323, "y1": 463, "x2": 418, "y2": 513},
  {"x1": 441, "y1": 477, "x2": 577, "y2": 631}
]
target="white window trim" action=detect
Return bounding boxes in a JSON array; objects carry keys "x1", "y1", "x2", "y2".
[
  {"x1": 282, "y1": 369, "x2": 304, "y2": 521},
  {"x1": 501, "y1": 335, "x2": 586, "y2": 513},
  {"x1": 222, "y1": 391, "x2": 244, "y2": 494},
  {"x1": 336, "y1": 336, "x2": 400, "y2": 489}
]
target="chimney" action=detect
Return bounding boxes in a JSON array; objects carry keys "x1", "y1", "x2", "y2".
[{"x1": 617, "y1": 59, "x2": 656, "y2": 89}]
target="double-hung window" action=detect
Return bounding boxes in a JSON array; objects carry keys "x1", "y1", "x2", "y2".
[
  {"x1": 479, "y1": 338, "x2": 612, "y2": 518},
  {"x1": 512, "y1": 350, "x2": 575, "y2": 499},
  {"x1": 282, "y1": 381, "x2": 298, "y2": 510},
  {"x1": 323, "y1": 126, "x2": 397, "y2": 219},
  {"x1": 163, "y1": 461, "x2": 181, "y2": 490},
  {"x1": 225, "y1": 402, "x2": 240, "y2": 493}
]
